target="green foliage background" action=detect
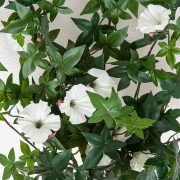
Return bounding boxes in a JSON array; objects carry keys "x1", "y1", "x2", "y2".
[{"x1": 0, "y1": 0, "x2": 180, "y2": 179}]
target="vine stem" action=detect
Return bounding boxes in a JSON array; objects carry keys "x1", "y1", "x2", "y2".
[
  {"x1": 165, "y1": 132, "x2": 179, "y2": 144},
  {"x1": 98, "y1": 17, "x2": 105, "y2": 25},
  {"x1": 148, "y1": 41, "x2": 157, "y2": 56},
  {"x1": 134, "y1": 82, "x2": 141, "y2": 100},
  {"x1": 1, "y1": 105, "x2": 37, "y2": 149},
  {"x1": 134, "y1": 41, "x2": 157, "y2": 99},
  {"x1": 90, "y1": 49, "x2": 100, "y2": 56},
  {"x1": 4, "y1": 117, "x2": 37, "y2": 149}
]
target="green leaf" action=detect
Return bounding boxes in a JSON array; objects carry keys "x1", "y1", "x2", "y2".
[
  {"x1": 16, "y1": 34, "x2": 25, "y2": 47},
  {"x1": 104, "y1": 0, "x2": 116, "y2": 9},
  {"x1": 0, "y1": 0, "x2": 5, "y2": 7},
  {"x1": 58, "y1": 6, "x2": 73, "y2": 14},
  {"x1": 8, "y1": 148, "x2": 15, "y2": 162},
  {"x1": 154, "y1": 69, "x2": 175, "y2": 80},
  {"x1": 107, "y1": 27, "x2": 128, "y2": 47},
  {"x1": 75, "y1": 170, "x2": 85, "y2": 180},
  {"x1": 135, "y1": 118, "x2": 155, "y2": 129},
  {"x1": 2, "y1": 165, "x2": 13, "y2": 180},
  {"x1": 56, "y1": 70, "x2": 66, "y2": 84},
  {"x1": 88, "y1": 90, "x2": 121, "y2": 128},
  {"x1": 81, "y1": 0, "x2": 100, "y2": 15},
  {"x1": 166, "y1": 50, "x2": 176, "y2": 69},
  {"x1": 121, "y1": 112, "x2": 155, "y2": 139},
  {"x1": 87, "y1": 91, "x2": 106, "y2": 109},
  {"x1": 0, "y1": 63, "x2": 7, "y2": 71},
  {"x1": 49, "y1": 29, "x2": 60, "y2": 41},
  {"x1": 135, "y1": 128, "x2": 144, "y2": 139},
  {"x1": 0, "y1": 154, "x2": 9, "y2": 166},
  {"x1": 1, "y1": 19, "x2": 27, "y2": 34},
  {"x1": 92, "y1": 55, "x2": 104, "y2": 69},
  {"x1": 83, "y1": 147, "x2": 103, "y2": 169},
  {"x1": 46, "y1": 47, "x2": 63, "y2": 65},
  {"x1": 104, "y1": 140, "x2": 125, "y2": 153},
  {"x1": 156, "y1": 49, "x2": 167, "y2": 57},
  {"x1": 139, "y1": 93, "x2": 161, "y2": 120},
  {"x1": 119, "y1": 11, "x2": 131, "y2": 20},
  {"x1": 20, "y1": 141, "x2": 31, "y2": 155},
  {"x1": 22, "y1": 59, "x2": 36, "y2": 78},
  {"x1": 172, "y1": 47, "x2": 180, "y2": 54},
  {"x1": 53, "y1": 150, "x2": 71, "y2": 171},
  {"x1": 88, "y1": 109, "x2": 106, "y2": 123},
  {"x1": 128, "y1": 0, "x2": 138, "y2": 17},
  {"x1": 160, "y1": 77, "x2": 180, "y2": 99},
  {"x1": 137, "y1": 167, "x2": 157, "y2": 180},
  {"x1": 72, "y1": 18, "x2": 92, "y2": 32},
  {"x1": 0, "y1": 114, "x2": 5, "y2": 121},
  {"x1": 118, "y1": 76, "x2": 130, "y2": 90},
  {"x1": 82, "y1": 132, "x2": 103, "y2": 146},
  {"x1": 15, "y1": 1, "x2": 30, "y2": 18},
  {"x1": 14, "y1": 160, "x2": 26, "y2": 169},
  {"x1": 63, "y1": 45, "x2": 86, "y2": 70}
]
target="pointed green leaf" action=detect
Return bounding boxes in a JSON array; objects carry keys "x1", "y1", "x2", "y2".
[
  {"x1": 81, "y1": 0, "x2": 100, "y2": 15},
  {"x1": 15, "y1": 1, "x2": 30, "y2": 18},
  {"x1": 107, "y1": 27, "x2": 128, "y2": 47},
  {"x1": 22, "y1": 59, "x2": 36, "y2": 78},
  {"x1": 0, "y1": 154, "x2": 9, "y2": 166},
  {"x1": 53, "y1": 150, "x2": 71, "y2": 171},
  {"x1": 82, "y1": 132, "x2": 103, "y2": 146},
  {"x1": 83, "y1": 147, "x2": 103, "y2": 169},
  {"x1": 8, "y1": 148, "x2": 15, "y2": 162},
  {"x1": 0, "y1": 63, "x2": 7, "y2": 71},
  {"x1": 63, "y1": 45, "x2": 86, "y2": 70}
]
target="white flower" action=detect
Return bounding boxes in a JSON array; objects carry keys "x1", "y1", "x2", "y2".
[
  {"x1": 130, "y1": 151, "x2": 155, "y2": 172},
  {"x1": 60, "y1": 84, "x2": 95, "y2": 124},
  {"x1": 113, "y1": 127, "x2": 130, "y2": 142},
  {"x1": 137, "y1": 4, "x2": 171, "y2": 34},
  {"x1": 87, "y1": 68, "x2": 117, "y2": 98},
  {"x1": 18, "y1": 101, "x2": 61, "y2": 144}
]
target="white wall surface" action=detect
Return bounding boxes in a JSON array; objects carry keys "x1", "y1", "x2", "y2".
[{"x1": 0, "y1": 0, "x2": 179, "y2": 179}]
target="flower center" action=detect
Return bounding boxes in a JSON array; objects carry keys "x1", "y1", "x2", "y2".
[
  {"x1": 70, "y1": 100, "x2": 75, "y2": 107},
  {"x1": 156, "y1": 20, "x2": 162, "y2": 25},
  {"x1": 89, "y1": 82, "x2": 96, "y2": 88},
  {"x1": 35, "y1": 121, "x2": 43, "y2": 129}
]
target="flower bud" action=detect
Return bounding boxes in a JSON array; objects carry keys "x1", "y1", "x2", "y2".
[
  {"x1": 48, "y1": 132, "x2": 57, "y2": 139},
  {"x1": 57, "y1": 99, "x2": 63, "y2": 108},
  {"x1": 149, "y1": 32, "x2": 154, "y2": 37},
  {"x1": 36, "y1": 37, "x2": 43, "y2": 43}
]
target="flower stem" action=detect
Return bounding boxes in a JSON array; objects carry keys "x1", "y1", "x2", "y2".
[
  {"x1": 98, "y1": 17, "x2": 105, "y2": 25},
  {"x1": 165, "y1": 132, "x2": 179, "y2": 144},
  {"x1": 134, "y1": 40, "x2": 157, "y2": 99},
  {"x1": 134, "y1": 82, "x2": 141, "y2": 100},
  {"x1": 4, "y1": 117, "x2": 37, "y2": 149},
  {"x1": 148, "y1": 41, "x2": 157, "y2": 56}
]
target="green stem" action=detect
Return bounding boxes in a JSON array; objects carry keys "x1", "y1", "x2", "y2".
[
  {"x1": 134, "y1": 41, "x2": 157, "y2": 100},
  {"x1": 134, "y1": 82, "x2": 141, "y2": 100},
  {"x1": 98, "y1": 17, "x2": 105, "y2": 25},
  {"x1": 90, "y1": 49, "x2": 100, "y2": 56}
]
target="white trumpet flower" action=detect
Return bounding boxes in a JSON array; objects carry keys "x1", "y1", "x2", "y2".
[
  {"x1": 137, "y1": 4, "x2": 171, "y2": 34},
  {"x1": 18, "y1": 101, "x2": 61, "y2": 143},
  {"x1": 60, "y1": 84, "x2": 95, "y2": 124},
  {"x1": 87, "y1": 68, "x2": 117, "y2": 98}
]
